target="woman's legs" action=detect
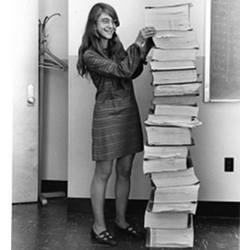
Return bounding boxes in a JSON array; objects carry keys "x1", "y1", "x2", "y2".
[
  {"x1": 90, "y1": 160, "x2": 113, "y2": 234},
  {"x1": 115, "y1": 154, "x2": 135, "y2": 228}
]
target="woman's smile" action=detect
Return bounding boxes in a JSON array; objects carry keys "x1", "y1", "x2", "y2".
[{"x1": 103, "y1": 28, "x2": 114, "y2": 37}]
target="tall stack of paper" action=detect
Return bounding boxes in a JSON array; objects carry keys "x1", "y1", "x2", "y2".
[{"x1": 143, "y1": 0, "x2": 202, "y2": 248}]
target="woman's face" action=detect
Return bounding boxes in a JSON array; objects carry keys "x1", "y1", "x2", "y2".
[{"x1": 96, "y1": 13, "x2": 116, "y2": 40}]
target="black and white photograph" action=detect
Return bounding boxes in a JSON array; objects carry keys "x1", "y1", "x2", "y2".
[{"x1": 2, "y1": 0, "x2": 241, "y2": 249}]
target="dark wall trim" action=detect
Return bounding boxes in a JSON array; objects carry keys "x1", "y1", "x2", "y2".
[
  {"x1": 40, "y1": 181, "x2": 240, "y2": 218},
  {"x1": 68, "y1": 198, "x2": 239, "y2": 218},
  {"x1": 41, "y1": 180, "x2": 67, "y2": 194},
  {"x1": 196, "y1": 201, "x2": 240, "y2": 218}
]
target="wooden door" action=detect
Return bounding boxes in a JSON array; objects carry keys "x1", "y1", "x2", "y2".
[{"x1": 12, "y1": 0, "x2": 39, "y2": 203}]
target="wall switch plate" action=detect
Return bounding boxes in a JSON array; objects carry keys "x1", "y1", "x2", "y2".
[{"x1": 224, "y1": 158, "x2": 234, "y2": 172}]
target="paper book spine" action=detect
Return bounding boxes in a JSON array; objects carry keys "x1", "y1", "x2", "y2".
[
  {"x1": 153, "y1": 104, "x2": 199, "y2": 117},
  {"x1": 152, "y1": 70, "x2": 198, "y2": 85},
  {"x1": 147, "y1": 191, "x2": 198, "y2": 214},
  {"x1": 150, "y1": 201, "x2": 198, "y2": 214},
  {"x1": 145, "y1": 0, "x2": 193, "y2": 8},
  {"x1": 145, "y1": 116, "x2": 202, "y2": 128},
  {"x1": 153, "y1": 82, "x2": 202, "y2": 97},
  {"x1": 145, "y1": 216, "x2": 194, "y2": 248},
  {"x1": 145, "y1": 5, "x2": 191, "y2": 31},
  {"x1": 143, "y1": 157, "x2": 187, "y2": 174},
  {"x1": 149, "y1": 48, "x2": 197, "y2": 61},
  {"x1": 144, "y1": 210, "x2": 190, "y2": 229},
  {"x1": 154, "y1": 183, "x2": 200, "y2": 203},
  {"x1": 150, "y1": 167, "x2": 199, "y2": 187},
  {"x1": 150, "y1": 60, "x2": 196, "y2": 71},
  {"x1": 143, "y1": 145, "x2": 189, "y2": 161},
  {"x1": 152, "y1": 94, "x2": 199, "y2": 106},
  {"x1": 146, "y1": 126, "x2": 193, "y2": 146}
]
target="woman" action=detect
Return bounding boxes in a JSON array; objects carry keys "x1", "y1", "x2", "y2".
[{"x1": 77, "y1": 2, "x2": 155, "y2": 246}]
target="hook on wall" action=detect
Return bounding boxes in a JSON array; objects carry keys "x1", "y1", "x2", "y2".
[
  {"x1": 39, "y1": 13, "x2": 67, "y2": 71},
  {"x1": 39, "y1": 13, "x2": 61, "y2": 44}
]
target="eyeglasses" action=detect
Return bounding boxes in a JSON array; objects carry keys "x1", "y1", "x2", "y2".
[{"x1": 98, "y1": 17, "x2": 117, "y2": 27}]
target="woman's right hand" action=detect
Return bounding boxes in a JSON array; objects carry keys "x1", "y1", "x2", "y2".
[{"x1": 135, "y1": 27, "x2": 156, "y2": 48}]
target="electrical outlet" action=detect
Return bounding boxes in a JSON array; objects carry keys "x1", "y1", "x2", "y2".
[{"x1": 224, "y1": 158, "x2": 234, "y2": 172}]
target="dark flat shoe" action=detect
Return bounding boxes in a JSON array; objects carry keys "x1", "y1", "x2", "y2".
[
  {"x1": 90, "y1": 228, "x2": 117, "y2": 246},
  {"x1": 115, "y1": 223, "x2": 145, "y2": 239}
]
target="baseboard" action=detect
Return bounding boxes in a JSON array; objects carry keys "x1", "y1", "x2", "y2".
[
  {"x1": 40, "y1": 181, "x2": 239, "y2": 218},
  {"x1": 41, "y1": 180, "x2": 67, "y2": 194},
  {"x1": 196, "y1": 201, "x2": 240, "y2": 218},
  {"x1": 68, "y1": 198, "x2": 239, "y2": 218}
]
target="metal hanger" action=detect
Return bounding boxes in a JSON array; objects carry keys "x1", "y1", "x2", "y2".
[{"x1": 39, "y1": 13, "x2": 68, "y2": 71}]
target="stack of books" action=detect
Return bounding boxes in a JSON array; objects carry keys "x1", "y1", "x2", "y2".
[{"x1": 143, "y1": 0, "x2": 202, "y2": 248}]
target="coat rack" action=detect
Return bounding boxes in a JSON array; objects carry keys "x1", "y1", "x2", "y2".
[
  {"x1": 39, "y1": 13, "x2": 68, "y2": 71},
  {"x1": 38, "y1": 13, "x2": 67, "y2": 206}
]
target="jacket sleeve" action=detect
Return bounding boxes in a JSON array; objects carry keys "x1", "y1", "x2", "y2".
[
  {"x1": 131, "y1": 62, "x2": 144, "y2": 79},
  {"x1": 131, "y1": 38, "x2": 155, "y2": 79},
  {"x1": 83, "y1": 44, "x2": 143, "y2": 79}
]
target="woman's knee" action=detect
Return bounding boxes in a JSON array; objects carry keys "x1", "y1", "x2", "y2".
[
  {"x1": 116, "y1": 155, "x2": 134, "y2": 179},
  {"x1": 94, "y1": 160, "x2": 113, "y2": 181},
  {"x1": 117, "y1": 167, "x2": 132, "y2": 179}
]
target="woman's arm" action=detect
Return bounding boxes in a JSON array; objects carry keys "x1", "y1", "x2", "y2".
[
  {"x1": 83, "y1": 44, "x2": 143, "y2": 79},
  {"x1": 84, "y1": 27, "x2": 156, "y2": 79},
  {"x1": 131, "y1": 62, "x2": 144, "y2": 79},
  {"x1": 131, "y1": 38, "x2": 155, "y2": 79}
]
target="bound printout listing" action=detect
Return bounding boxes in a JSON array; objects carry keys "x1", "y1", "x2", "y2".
[
  {"x1": 150, "y1": 60, "x2": 195, "y2": 71},
  {"x1": 145, "y1": 126, "x2": 192, "y2": 145},
  {"x1": 150, "y1": 167, "x2": 199, "y2": 187},
  {"x1": 146, "y1": 216, "x2": 194, "y2": 248},
  {"x1": 145, "y1": 5, "x2": 191, "y2": 31},
  {"x1": 145, "y1": 0, "x2": 193, "y2": 7},
  {"x1": 143, "y1": 157, "x2": 187, "y2": 173},
  {"x1": 152, "y1": 70, "x2": 198, "y2": 85},
  {"x1": 145, "y1": 114, "x2": 202, "y2": 128},
  {"x1": 153, "y1": 184, "x2": 200, "y2": 203},
  {"x1": 153, "y1": 82, "x2": 201, "y2": 96},
  {"x1": 152, "y1": 95, "x2": 199, "y2": 105},
  {"x1": 144, "y1": 145, "x2": 188, "y2": 159},
  {"x1": 153, "y1": 104, "x2": 199, "y2": 117},
  {"x1": 149, "y1": 48, "x2": 197, "y2": 61},
  {"x1": 144, "y1": 210, "x2": 190, "y2": 229},
  {"x1": 147, "y1": 200, "x2": 198, "y2": 214},
  {"x1": 153, "y1": 30, "x2": 199, "y2": 49}
]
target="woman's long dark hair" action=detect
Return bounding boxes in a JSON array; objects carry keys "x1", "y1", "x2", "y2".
[{"x1": 77, "y1": 3, "x2": 123, "y2": 77}]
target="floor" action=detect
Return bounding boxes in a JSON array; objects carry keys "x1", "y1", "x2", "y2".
[{"x1": 12, "y1": 199, "x2": 239, "y2": 250}]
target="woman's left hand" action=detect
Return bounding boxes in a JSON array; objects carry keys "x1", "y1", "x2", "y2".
[
  {"x1": 141, "y1": 26, "x2": 156, "y2": 39},
  {"x1": 135, "y1": 27, "x2": 156, "y2": 48}
]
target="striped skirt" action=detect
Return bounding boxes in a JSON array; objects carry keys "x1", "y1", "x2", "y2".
[{"x1": 92, "y1": 96, "x2": 144, "y2": 161}]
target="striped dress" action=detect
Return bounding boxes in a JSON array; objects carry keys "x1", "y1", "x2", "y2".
[{"x1": 83, "y1": 43, "x2": 145, "y2": 161}]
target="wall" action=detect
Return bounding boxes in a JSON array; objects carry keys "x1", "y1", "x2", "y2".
[
  {"x1": 39, "y1": 0, "x2": 68, "y2": 180},
  {"x1": 68, "y1": 0, "x2": 240, "y2": 201}
]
